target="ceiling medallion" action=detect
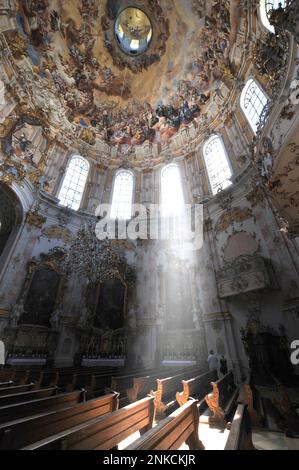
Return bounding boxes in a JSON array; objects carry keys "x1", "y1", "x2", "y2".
[
  {"x1": 102, "y1": 0, "x2": 169, "y2": 72},
  {"x1": 115, "y1": 7, "x2": 152, "y2": 56}
]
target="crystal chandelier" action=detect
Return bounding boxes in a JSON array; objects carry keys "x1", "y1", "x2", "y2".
[{"x1": 61, "y1": 218, "x2": 127, "y2": 285}]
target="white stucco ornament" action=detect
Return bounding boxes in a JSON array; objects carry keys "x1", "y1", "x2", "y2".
[{"x1": 289, "y1": 79, "x2": 299, "y2": 105}]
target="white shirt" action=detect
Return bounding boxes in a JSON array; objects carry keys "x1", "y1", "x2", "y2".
[
  {"x1": 207, "y1": 354, "x2": 218, "y2": 371},
  {"x1": 0, "y1": 341, "x2": 5, "y2": 365}
]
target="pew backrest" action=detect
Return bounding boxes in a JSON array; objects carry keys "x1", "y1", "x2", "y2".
[
  {"x1": 0, "y1": 390, "x2": 85, "y2": 425},
  {"x1": 125, "y1": 399, "x2": 205, "y2": 451},
  {"x1": 177, "y1": 370, "x2": 217, "y2": 406},
  {"x1": 154, "y1": 368, "x2": 202, "y2": 415},
  {"x1": 218, "y1": 372, "x2": 235, "y2": 407},
  {"x1": 0, "y1": 383, "x2": 36, "y2": 397},
  {"x1": 23, "y1": 396, "x2": 155, "y2": 450},
  {"x1": 0, "y1": 369, "x2": 15, "y2": 381},
  {"x1": 0, "y1": 387, "x2": 57, "y2": 407},
  {"x1": 224, "y1": 404, "x2": 254, "y2": 450},
  {"x1": 157, "y1": 368, "x2": 200, "y2": 398},
  {"x1": 0, "y1": 392, "x2": 119, "y2": 450},
  {"x1": 0, "y1": 381, "x2": 14, "y2": 389}
]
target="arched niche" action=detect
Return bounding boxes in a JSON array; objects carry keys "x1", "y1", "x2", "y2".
[{"x1": 0, "y1": 183, "x2": 23, "y2": 274}]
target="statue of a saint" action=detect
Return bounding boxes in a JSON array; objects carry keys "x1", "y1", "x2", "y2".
[
  {"x1": 101, "y1": 328, "x2": 112, "y2": 355},
  {"x1": 10, "y1": 302, "x2": 24, "y2": 327},
  {"x1": 50, "y1": 307, "x2": 62, "y2": 330},
  {"x1": 127, "y1": 307, "x2": 137, "y2": 329}
]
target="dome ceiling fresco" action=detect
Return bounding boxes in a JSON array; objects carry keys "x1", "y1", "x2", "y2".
[{"x1": 12, "y1": 0, "x2": 242, "y2": 149}]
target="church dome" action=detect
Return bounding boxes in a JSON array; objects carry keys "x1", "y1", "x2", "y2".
[{"x1": 1, "y1": 0, "x2": 278, "y2": 170}]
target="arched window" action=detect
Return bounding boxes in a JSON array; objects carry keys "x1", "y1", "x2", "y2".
[
  {"x1": 260, "y1": 0, "x2": 286, "y2": 33},
  {"x1": 203, "y1": 135, "x2": 232, "y2": 196},
  {"x1": 58, "y1": 155, "x2": 89, "y2": 211},
  {"x1": 110, "y1": 170, "x2": 134, "y2": 220},
  {"x1": 161, "y1": 164, "x2": 185, "y2": 216},
  {"x1": 240, "y1": 78, "x2": 268, "y2": 134}
]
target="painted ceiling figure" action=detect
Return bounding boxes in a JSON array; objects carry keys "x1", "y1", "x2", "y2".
[{"x1": 12, "y1": 0, "x2": 241, "y2": 150}]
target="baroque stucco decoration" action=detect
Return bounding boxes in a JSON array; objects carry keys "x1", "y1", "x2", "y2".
[
  {"x1": 216, "y1": 255, "x2": 279, "y2": 299},
  {"x1": 0, "y1": 0, "x2": 250, "y2": 169},
  {"x1": 41, "y1": 225, "x2": 74, "y2": 244},
  {"x1": 215, "y1": 207, "x2": 254, "y2": 233}
]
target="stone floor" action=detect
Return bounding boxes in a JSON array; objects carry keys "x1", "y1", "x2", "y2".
[{"x1": 252, "y1": 429, "x2": 299, "y2": 450}]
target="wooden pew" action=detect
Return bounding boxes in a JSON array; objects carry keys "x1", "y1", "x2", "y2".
[
  {"x1": 224, "y1": 404, "x2": 255, "y2": 450},
  {"x1": 125, "y1": 399, "x2": 205, "y2": 451},
  {"x1": 87, "y1": 367, "x2": 151, "y2": 398},
  {"x1": 0, "y1": 381, "x2": 14, "y2": 389},
  {"x1": 0, "y1": 383, "x2": 36, "y2": 397},
  {"x1": 0, "y1": 393, "x2": 119, "y2": 450},
  {"x1": 55, "y1": 366, "x2": 125, "y2": 391},
  {"x1": 239, "y1": 383, "x2": 262, "y2": 426},
  {"x1": 126, "y1": 368, "x2": 185, "y2": 404},
  {"x1": 26, "y1": 367, "x2": 104, "y2": 389},
  {"x1": 176, "y1": 370, "x2": 218, "y2": 407},
  {"x1": 23, "y1": 396, "x2": 155, "y2": 450},
  {"x1": 152, "y1": 368, "x2": 202, "y2": 417},
  {"x1": 108, "y1": 369, "x2": 163, "y2": 402},
  {"x1": 0, "y1": 390, "x2": 85, "y2": 425},
  {"x1": 69, "y1": 368, "x2": 129, "y2": 395},
  {"x1": 204, "y1": 371, "x2": 239, "y2": 426},
  {"x1": 0, "y1": 387, "x2": 58, "y2": 407},
  {"x1": 68, "y1": 370, "x2": 115, "y2": 393},
  {"x1": 271, "y1": 382, "x2": 299, "y2": 436},
  {"x1": 0, "y1": 369, "x2": 15, "y2": 382},
  {"x1": 14, "y1": 369, "x2": 31, "y2": 385}
]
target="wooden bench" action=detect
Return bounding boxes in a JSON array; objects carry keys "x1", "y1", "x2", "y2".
[
  {"x1": 204, "y1": 371, "x2": 239, "y2": 426},
  {"x1": 0, "y1": 392, "x2": 119, "y2": 450},
  {"x1": 55, "y1": 366, "x2": 131, "y2": 392},
  {"x1": 0, "y1": 386, "x2": 58, "y2": 407},
  {"x1": 176, "y1": 370, "x2": 218, "y2": 407},
  {"x1": 0, "y1": 381, "x2": 14, "y2": 389},
  {"x1": 108, "y1": 368, "x2": 163, "y2": 399},
  {"x1": 271, "y1": 382, "x2": 299, "y2": 436},
  {"x1": 224, "y1": 404, "x2": 255, "y2": 450},
  {"x1": 239, "y1": 383, "x2": 262, "y2": 426},
  {"x1": 0, "y1": 369, "x2": 15, "y2": 382},
  {"x1": 0, "y1": 390, "x2": 85, "y2": 425},
  {"x1": 87, "y1": 367, "x2": 150, "y2": 398},
  {"x1": 125, "y1": 399, "x2": 205, "y2": 451},
  {"x1": 69, "y1": 369, "x2": 119, "y2": 393},
  {"x1": 126, "y1": 368, "x2": 185, "y2": 404},
  {"x1": 152, "y1": 368, "x2": 203, "y2": 417},
  {"x1": 23, "y1": 396, "x2": 155, "y2": 450},
  {"x1": 0, "y1": 383, "x2": 36, "y2": 397}
]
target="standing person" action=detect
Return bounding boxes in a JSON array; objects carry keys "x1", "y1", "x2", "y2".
[
  {"x1": 220, "y1": 355, "x2": 228, "y2": 376},
  {"x1": 207, "y1": 350, "x2": 218, "y2": 373},
  {"x1": 0, "y1": 338, "x2": 5, "y2": 369}
]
